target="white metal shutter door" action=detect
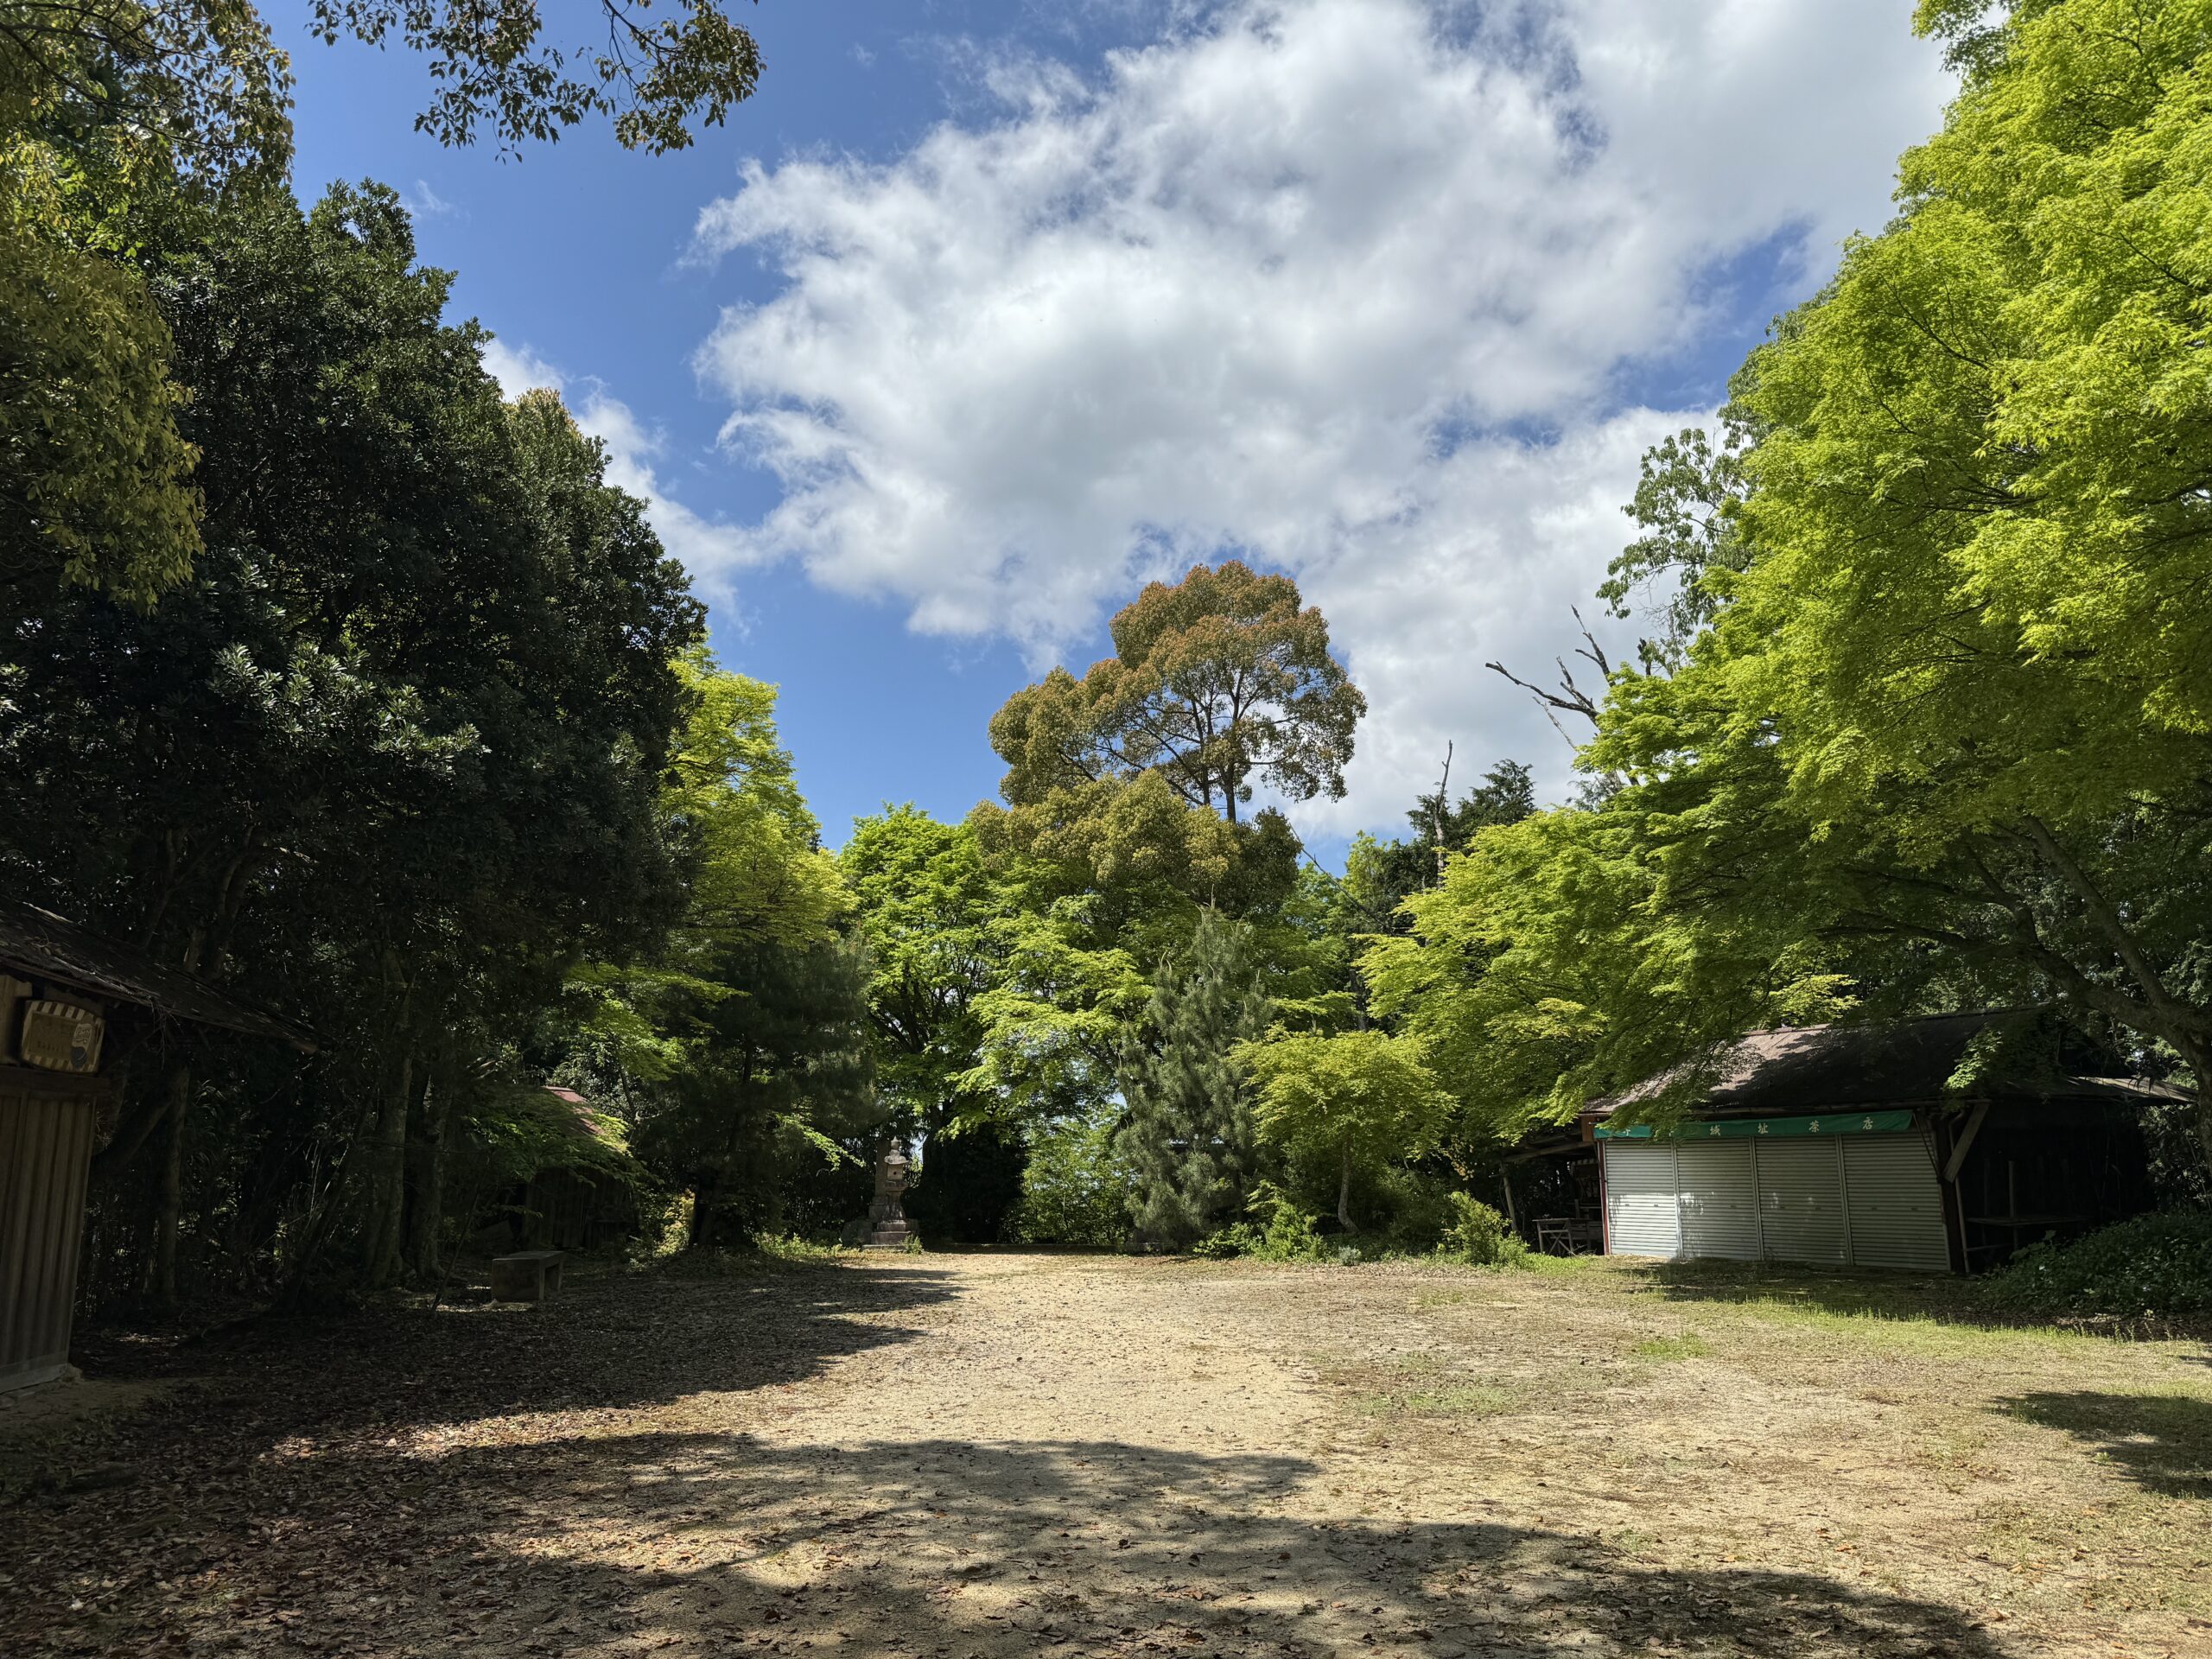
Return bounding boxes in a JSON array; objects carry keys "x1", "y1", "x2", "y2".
[
  {"x1": 1603, "y1": 1142, "x2": 1682, "y2": 1258},
  {"x1": 1675, "y1": 1140, "x2": 1761, "y2": 1260},
  {"x1": 1842, "y1": 1135, "x2": 1950, "y2": 1271},
  {"x1": 1752, "y1": 1140, "x2": 1847, "y2": 1265}
]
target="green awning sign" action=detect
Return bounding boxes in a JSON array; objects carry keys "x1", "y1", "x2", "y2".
[{"x1": 1595, "y1": 1109, "x2": 1916, "y2": 1141}]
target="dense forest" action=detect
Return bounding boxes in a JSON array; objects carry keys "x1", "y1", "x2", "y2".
[{"x1": 5, "y1": 0, "x2": 2211, "y2": 1317}]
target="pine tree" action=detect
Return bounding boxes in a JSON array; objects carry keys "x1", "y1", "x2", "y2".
[
  {"x1": 627, "y1": 934, "x2": 874, "y2": 1250},
  {"x1": 1116, "y1": 909, "x2": 1272, "y2": 1247}
]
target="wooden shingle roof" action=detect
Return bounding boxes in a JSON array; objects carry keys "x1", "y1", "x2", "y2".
[{"x1": 0, "y1": 900, "x2": 315, "y2": 1051}]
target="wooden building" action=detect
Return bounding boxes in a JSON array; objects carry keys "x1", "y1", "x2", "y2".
[
  {"x1": 0, "y1": 901, "x2": 311, "y2": 1390},
  {"x1": 510, "y1": 1088, "x2": 643, "y2": 1252},
  {"x1": 1582, "y1": 1013, "x2": 2174, "y2": 1274}
]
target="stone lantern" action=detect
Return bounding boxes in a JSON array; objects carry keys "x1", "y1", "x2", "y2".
[{"x1": 863, "y1": 1145, "x2": 917, "y2": 1249}]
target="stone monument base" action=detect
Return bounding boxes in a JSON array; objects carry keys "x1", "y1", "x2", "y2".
[
  {"x1": 855, "y1": 1146, "x2": 918, "y2": 1250},
  {"x1": 863, "y1": 1196, "x2": 914, "y2": 1249}
]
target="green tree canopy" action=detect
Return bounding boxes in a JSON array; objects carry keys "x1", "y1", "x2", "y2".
[
  {"x1": 841, "y1": 806, "x2": 1006, "y2": 1135},
  {"x1": 1371, "y1": 0, "x2": 2212, "y2": 1175},
  {"x1": 628, "y1": 932, "x2": 874, "y2": 1251},
  {"x1": 1235, "y1": 1028, "x2": 1454, "y2": 1229},
  {"x1": 3, "y1": 1, "x2": 763, "y2": 176},
  {"x1": 1, "y1": 180, "x2": 706, "y2": 1291},
  {"x1": 1116, "y1": 907, "x2": 1273, "y2": 1248},
  {"x1": 1359, "y1": 757, "x2": 1536, "y2": 919},
  {"x1": 976, "y1": 560, "x2": 1360, "y2": 899},
  {"x1": 0, "y1": 0, "x2": 766, "y2": 611}
]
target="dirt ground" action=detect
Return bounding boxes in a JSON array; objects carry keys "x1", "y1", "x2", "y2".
[{"x1": 2, "y1": 1251, "x2": 2209, "y2": 1658}]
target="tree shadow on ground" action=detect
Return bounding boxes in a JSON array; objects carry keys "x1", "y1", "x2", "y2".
[
  {"x1": 1628, "y1": 1259, "x2": 2014, "y2": 1325},
  {"x1": 1995, "y1": 1391, "x2": 2212, "y2": 1499},
  {"x1": 3, "y1": 1258, "x2": 957, "y2": 1512},
  {"x1": 83, "y1": 1256, "x2": 957, "y2": 1419},
  {"x1": 12, "y1": 1425, "x2": 2028, "y2": 1658}
]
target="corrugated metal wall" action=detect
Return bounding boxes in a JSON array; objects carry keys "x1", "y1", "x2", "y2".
[
  {"x1": 1677, "y1": 1141, "x2": 1761, "y2": 1259},
  {"x1": 1841, "y1": 1136, "x2": 1951, "y2": 1271},
  {"x1": 1602, "y1": 1142, "x2": 1681, "y2": 1257},
  {"x1": 1601, "y1": 1131, "x2": 1952, "y2": 1271},
  {"x1": 1753, "y1": 1141, "x2": 1851, "y2": 1266},
  {"x1": 1, "y1": 1077, "x2": 102, "y2": 1389}
]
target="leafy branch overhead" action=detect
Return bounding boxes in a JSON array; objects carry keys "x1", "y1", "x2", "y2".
[
  {"x1": 307, "y1": 0, "x2": 763, "y2": 156},
  {"x1": 0, "y1": 0, "x2": 766, "y2": 613}
]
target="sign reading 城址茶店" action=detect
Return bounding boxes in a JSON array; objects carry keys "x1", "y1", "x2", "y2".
[{"x1": 1593, "y1": 1109, "x2": 1916, "y2": 1141}]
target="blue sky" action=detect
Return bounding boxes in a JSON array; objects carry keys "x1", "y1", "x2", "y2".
[{"x1": 275, "y1": 2, "x2": 1953, "y2": 860}]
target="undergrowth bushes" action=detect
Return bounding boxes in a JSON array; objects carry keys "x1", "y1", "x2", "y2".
[
  {"x1": 1439, "y1": 1194, "x2": 1528, "y2": 1267},
  {"x1": 1193, "y1": 1183, "x2": 1331, "y2": 1261},
  {"x1": 1193, "y1": 1185, "x2": 1530, "y2": 1268},
  {"x1": 1983, "y1": 1210, "x2": 2212, "y2": 1321},
  {"x1": 1003, "y1": 1115, "x2": 1133, "y2": 1248}
]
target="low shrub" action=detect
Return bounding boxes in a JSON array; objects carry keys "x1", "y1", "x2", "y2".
[
  {"x1": 1982, "y1": 1209, "x2": 2212, "y2": 1320},
  {"x1": 1194, "y1": 1185, "x2": 1332, "y2": 1262},
  {"x1": 1192, "y1": 1223, "x2": 1260, "y2": 1259},
  {"x1": 753, "y1": 1232, "x2": 858, "y2": 1265},
  {"x1": 1439, "y1": 1192, "x2": 1529, "y2": 1268}
]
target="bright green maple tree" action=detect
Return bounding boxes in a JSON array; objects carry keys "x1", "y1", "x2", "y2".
[
  {"x1": 565, "y1": 648, "x2": 846, "y2": 1084},
  {"x1": 840, "y1": 806, "x2": 1007, "y2": 1135},
  {"x1": 1234, "y1": 1028, "x2": 1454, "y2": 1230},
  {"x1": 1378, "y1": 0, "x2": 2212, "y2": 1170},
  {"x1": 1700, "y1": 0, "x2": 2212, "y2": 1160}
]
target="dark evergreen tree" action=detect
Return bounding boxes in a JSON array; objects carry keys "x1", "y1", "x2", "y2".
[
  {"x1": 1116, "y1": 909, "x2": 1272, "y2": 1247},
  {"x1": 628, "y1": 934, "x2": 875, "y2": 1250},
  {"x1": 2, "y1": 182, "x2": 702, "y2": 1300},
  {"x1": 906, "y1": 1122, "x2": 1028, "y2": 1244}
]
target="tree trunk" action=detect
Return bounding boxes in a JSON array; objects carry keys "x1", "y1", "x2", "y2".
[
  {"x1": 94, "y1": 1059, "x2": 183, "y2": 1183},
  {"x1": 148, "y1": 1064, "x2": 192, "y2": 1308},
  {"x1": 2150, "y1": 1030, "x2": 2212, "y2": 1187},
  {"x1": 279, "y1": 1084, "x2": 381, "y2": 1305},
  {"x1": 690, "y1": 1048, "x2": 756, "y2": 1252},
  {"x1": 361, "y1": 1051, "x2": 414, "y2": 1287},
  {"x1": 1336, "y1": 1143, "x2": 1353, "y2": 1231},
  {"x1": 404, "y1": 1075, "x2": 456, "y2": 1280},
  {"x1": 689, "y1": 1174, "x2": 720, "y2": 1251}
]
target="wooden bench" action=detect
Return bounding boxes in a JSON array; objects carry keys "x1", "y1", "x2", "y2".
[{"x1": 490, "y1": 1249, "x2": 564, "y2": 1302}]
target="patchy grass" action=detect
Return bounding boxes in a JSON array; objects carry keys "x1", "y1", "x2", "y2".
[
  {"x1": 1327, "y1": 1350, "x2": 1522, "y2": 1423},
  {"x1": 1377, "y1": 1254, "x2": 2212, "y2": 1637},
  {"x1": 1383, "y1": 1383, "x2": 1516, "y2": 1418},
  {"x1": 1519, "y1": 1251, "x2": 1599, "y2": 1277},
  {"x1": 643, "y1": 1235, "x2": 861, "y2": 1274},
  {"x1": 759, "y1": 1232, "x2": 864, "y2": 1264}
]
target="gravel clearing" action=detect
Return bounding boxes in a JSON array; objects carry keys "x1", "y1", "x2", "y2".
[{"x1": 3, "y1": 1250, "x2": 2207, "y2": 1657}]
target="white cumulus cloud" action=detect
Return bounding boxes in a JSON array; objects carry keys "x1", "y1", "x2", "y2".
[
  {"x1": 401, "y1": 178, "x2": 460, "y2": 219},
  {"x1": 688, "y1": 0, "x2": 1952, "y2": 823}
]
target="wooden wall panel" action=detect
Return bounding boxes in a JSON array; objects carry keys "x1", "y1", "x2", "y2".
[{"x1": 0, "y1": 1077, "x2": 103, "y2": 1390}]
